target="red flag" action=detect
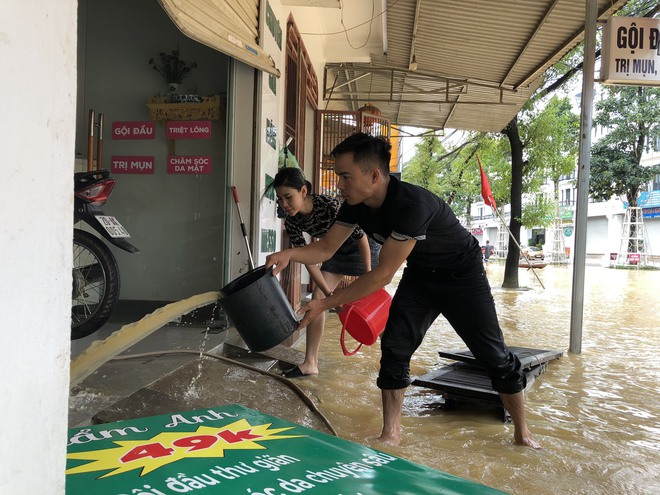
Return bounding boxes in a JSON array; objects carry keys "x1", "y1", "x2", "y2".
[{"x1": 476, "y1": 153, "x2": 497, "y2": 209}]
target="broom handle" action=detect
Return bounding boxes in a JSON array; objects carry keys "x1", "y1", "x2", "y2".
[{"x1": 232, "y1": 186, "x2": 255, "y2": 270}]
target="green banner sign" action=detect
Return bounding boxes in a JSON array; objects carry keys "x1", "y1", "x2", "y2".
[{"x1": 66, "y1": 405, "x2": 505, "y2": 494}]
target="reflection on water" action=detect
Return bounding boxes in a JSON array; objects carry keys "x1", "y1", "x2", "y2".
[{"x1": 299, "y1": 262, "x2": 660, "y2": 495}]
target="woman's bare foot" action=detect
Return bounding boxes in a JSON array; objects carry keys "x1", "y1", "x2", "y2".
[
  {"x1": 281, "y1": 365, "x2": 318, "y2": 378},
  {"x1": 298, "y1": 364, "x2": 318, "y2": 375}
]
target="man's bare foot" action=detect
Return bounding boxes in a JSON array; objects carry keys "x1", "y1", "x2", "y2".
[
  {"x1": 514, "y1": 429, "x2": 542, "y2": 449},
  {"x1": 377, "y1": 433, "x2": 401, "y2": 446}
]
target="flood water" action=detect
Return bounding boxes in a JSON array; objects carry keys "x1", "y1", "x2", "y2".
[{"x1": 296, "y1": 262, "x2": 660, "y2": 495}]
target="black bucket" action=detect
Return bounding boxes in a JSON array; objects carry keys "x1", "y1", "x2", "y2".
[{"x1": 219, "y1": 265, "x2": 298, "y2": 352}]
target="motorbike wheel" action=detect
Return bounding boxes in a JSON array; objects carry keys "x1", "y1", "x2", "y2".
[{"x1": 72, "y1": 229, "x2": 121, "y2": 340}]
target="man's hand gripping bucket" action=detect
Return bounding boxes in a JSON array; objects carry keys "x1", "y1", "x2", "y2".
[{"x1": 338, "y1": 288, "x2": 392, "y2": 356}]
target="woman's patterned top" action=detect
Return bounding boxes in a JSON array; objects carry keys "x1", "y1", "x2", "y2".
[{"x1": 284, "y1": 194, "x2": 365, "y2": 248}]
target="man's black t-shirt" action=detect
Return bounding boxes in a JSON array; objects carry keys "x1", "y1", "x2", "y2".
[{"x1": 335, "y1": 176, "x2": 480, "y2": 270}]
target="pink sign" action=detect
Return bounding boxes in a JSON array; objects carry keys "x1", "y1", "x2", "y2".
[
  {"x1": 167, "y1": 121, "x2": 212, "y2": 139},
  {"x1": 111, "y1": 156, "x2": 155, "y2": 174},
  {"x1": 628, "y1": 253, "x2": 641, "y2": 263},
  {"x1": 167, "y1": 156, "x2": 212, "y2": 174},
  {"x1": 112, "y1": 121, "x2": 155, "y2": 140}
]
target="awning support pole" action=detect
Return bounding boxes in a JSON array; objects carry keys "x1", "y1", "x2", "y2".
[{"x1": 570, "y1": 0, "x2": 597, "y2": 354}]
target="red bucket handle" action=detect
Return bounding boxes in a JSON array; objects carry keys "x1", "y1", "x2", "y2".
[{"x1": 340, "y1": 306, "x2": 363, "y2": 356}]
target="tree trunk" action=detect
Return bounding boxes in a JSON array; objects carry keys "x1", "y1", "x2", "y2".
[{"x1": 501, "y1": 118, "x2": 523, "y2": 288}]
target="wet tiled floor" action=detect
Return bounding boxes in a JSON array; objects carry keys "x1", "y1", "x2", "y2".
[
  {"x1": 69, "y1": 316, "x2": 231, "y2": 428},
  {"x1": 67, "y1": 308, "x2": 326, "y2": 431}
]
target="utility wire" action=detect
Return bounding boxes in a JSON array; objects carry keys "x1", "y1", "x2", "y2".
[
  {"x1": 340, "y1": 0, "x2": 375, "y2": 50},
  {"x1": 300, "y1": 0, "x2": 401, "y2": 37}
]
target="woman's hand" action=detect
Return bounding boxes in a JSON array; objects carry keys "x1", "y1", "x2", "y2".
[{"x1": 357, "y1": 235, "x2": 372, "y2": 273}]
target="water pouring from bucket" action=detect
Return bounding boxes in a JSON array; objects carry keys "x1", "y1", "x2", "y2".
[{"x1": 338, "y1": 288, "x2": 392, "y2": 356}]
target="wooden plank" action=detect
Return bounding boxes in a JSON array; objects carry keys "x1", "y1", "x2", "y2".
[
  {"x1": 412, "y1": 348, "x2": 562, "y2": 420},
  {"x1": 438, "y1": 346, "x2": 563, "y2": 370},
  {"x1": 413, "y1": 361, "x2": 548, "y2": 403},
  {"x1": 414, "y1": 364, "x2": 500, "y2": 401}
]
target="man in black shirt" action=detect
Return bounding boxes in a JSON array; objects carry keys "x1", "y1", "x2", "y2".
[{"x1": 266, "y1": 133, "x2": 540, "y2": 449}]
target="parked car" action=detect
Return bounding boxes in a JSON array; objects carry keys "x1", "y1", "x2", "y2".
[{"x1": 521, "y1": 246, "x2": 545, "y2": 260}]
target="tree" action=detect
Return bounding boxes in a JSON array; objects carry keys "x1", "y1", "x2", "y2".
[
  {"x1": 590, "y1": 85, "x2": 660, "y2": 256},
  {"x1": 401, "y1": 134, "x2": 445, "y2": 196},
  {"x1": 499, "y1": 117, "x2": 525, "y2": 287},
  {"x1": 488, "y1": 96, "x2": 579, "y2": 287},
  {"x1": 490, "y1": 0, "x2": 658, "y2": 286},
  {"x1": 402, "y1": 131, "x2": 482, "y2": 219},
  {"x1": 403, "y1": 91, "x2": 581, "y2": 288},
  {"x1": 590, "y1": 85, "x2": 660, "y2": 206},
  {"x1": 524, "y1": 96, "x2": 580, "y2": 231},
  {"x1": 435, "y1": 132, "x2": 482, "y2": 219}
]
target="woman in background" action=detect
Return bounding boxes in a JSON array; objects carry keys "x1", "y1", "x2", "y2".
[{"x1": 271, "y1": 167, "x2": 380, "y2": 378}]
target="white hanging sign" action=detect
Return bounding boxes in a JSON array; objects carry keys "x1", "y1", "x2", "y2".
[{"x1": 601, "y1": 17, "x2": 660, "y2": 86}]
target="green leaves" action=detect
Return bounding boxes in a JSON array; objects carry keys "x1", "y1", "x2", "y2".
[
  {"x1": 402, "y1": 92, "x2": 581, "y2": 230},
  {"x1": 591, "y1": 86, "x2": 660, "y2": 206},
  {"x1": 401, "y1": 134, "x2": 446, "y2": 196}
]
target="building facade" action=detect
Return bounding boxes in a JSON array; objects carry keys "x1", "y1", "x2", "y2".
[{"x1": 470, "y1": 147, "x2": 660, "y2": 265}]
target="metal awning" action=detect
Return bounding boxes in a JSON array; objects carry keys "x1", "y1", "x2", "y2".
[
  {"x1": 158, "y1": 0, "x2": 280, "y2": 76},
  {"x1": 323, "y1": 0, "x2": 629, "y2": 132}
]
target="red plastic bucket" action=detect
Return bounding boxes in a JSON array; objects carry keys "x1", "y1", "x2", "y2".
[{"x1": 338, "y1": 288, "x2": 392, "y2": 356}]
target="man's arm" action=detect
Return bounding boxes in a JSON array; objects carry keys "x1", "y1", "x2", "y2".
[
  {"x1": 295, "y1": 237, "x2": 416, "y2": 329},
  {"x1": 266, "y1": 223, "x2": 353, "y2": 276}
]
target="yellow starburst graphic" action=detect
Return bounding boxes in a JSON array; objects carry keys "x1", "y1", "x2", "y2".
[{"x1": 66, "y1": 419, "x2": 304, "y2": 478}]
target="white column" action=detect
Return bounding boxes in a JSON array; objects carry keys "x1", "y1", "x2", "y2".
[
  {"x1": 0, "y1": 1, "x2": 76, "y2": 493},
  {"x1": 570, "y1": 0, "x2": 598, "y2": 354}
]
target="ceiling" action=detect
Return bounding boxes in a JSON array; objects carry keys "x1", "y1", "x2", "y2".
[{"x1": 310, "y1": 0, "x2": 629, "y2": 132}]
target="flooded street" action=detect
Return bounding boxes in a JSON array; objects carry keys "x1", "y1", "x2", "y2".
[{"x1": 297, "y1": 262, "x2": 660, "y2": 494}]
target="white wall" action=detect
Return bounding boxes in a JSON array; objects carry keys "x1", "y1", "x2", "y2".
[
  {"x1": 287, "y1": 2, "x2": 382, "y2": 114},
  {"x1": 255, "y1": 0, "x2": 284, "y2": 268},
  {"x1": 79, "y1": 0, "x2": 230, "y2": 300},
  {"x1": 226, "y1": 60, "x2": 258, "y2": 282},
  {"x1": 0, "y1": 1, "x2": 75, "y2": 493}
]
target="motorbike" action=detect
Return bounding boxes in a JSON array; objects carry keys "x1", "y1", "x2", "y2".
[{"x1": 72, "y1": 110, "x2": 139, "y2": 340}]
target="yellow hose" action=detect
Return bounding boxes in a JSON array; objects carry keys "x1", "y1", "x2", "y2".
[
  {"x1": 70, "y1": 290, "x2": 338, "y2": 435},
  {"x1": 70, "y1": 291, "x2": 220, "y2": 386}
]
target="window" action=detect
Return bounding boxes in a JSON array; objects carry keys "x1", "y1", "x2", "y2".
[
  {"x1": 285, "y1": 18, "x2": 318, "y2": 163},
  {"x1": 653, "y1": 173, "x2": 660, "y2": 191}
]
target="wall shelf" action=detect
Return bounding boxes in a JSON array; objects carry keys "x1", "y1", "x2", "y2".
[{"x1": 147, "y1": 95, "x2": 221, "y2": 121}]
